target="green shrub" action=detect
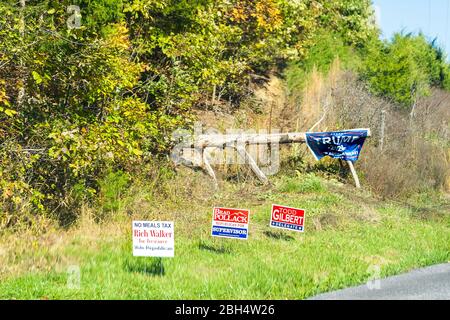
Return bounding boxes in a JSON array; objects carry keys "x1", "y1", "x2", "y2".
[
  {"x1": 362, "y1": 33, "x2": 450, "y2": 107},
  {"x1": 286, "y1": 31, "x2": 361, "y2": 96}
]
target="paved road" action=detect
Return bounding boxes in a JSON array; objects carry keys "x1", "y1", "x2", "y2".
[{"x1": 310, "y1": 263, "x2": 450, "y2": 300}]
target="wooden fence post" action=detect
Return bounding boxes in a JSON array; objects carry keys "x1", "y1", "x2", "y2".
[
  {"x1": 347, "y1": 160, "x2": 361, "y2": 189},
  {"x1": 380, "y1": 110, "x2": 386, "y2": 151}
]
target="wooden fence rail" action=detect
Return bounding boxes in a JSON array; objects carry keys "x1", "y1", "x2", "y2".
[{"x1": 177, "y1": 130, "x2": 371, "y2": 188}]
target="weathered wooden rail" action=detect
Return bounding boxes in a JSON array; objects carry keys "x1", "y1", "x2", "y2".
[{"x1": 177, "y1": 130, "x2": 371, "y2": 188}]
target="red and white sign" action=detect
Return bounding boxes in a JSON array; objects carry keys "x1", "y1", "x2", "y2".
[
  {"x1": 132, "y1": 221, "x2": 174, "y2": 257},
  {"x1": 211, "y1": 207, "x2": 250, "y2": 239},
  {"x1": 270, "y1": 204, "x2": 305, "y2": 232}
]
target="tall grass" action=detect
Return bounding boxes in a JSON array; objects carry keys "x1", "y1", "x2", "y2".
[
  {"x1": 332, "y1": 72, "x2": 449, "y2": 197},
  {"x1": 1, "y1": 172, "x2": 448, "y2": 299}
]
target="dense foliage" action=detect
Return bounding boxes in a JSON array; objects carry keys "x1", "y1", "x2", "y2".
[
  {"x1": 0, "y1": 0, "x2": 448, "y2": 226},
  {"x1": 362, "y1": 33, "x2": 450, "y2": 106}
]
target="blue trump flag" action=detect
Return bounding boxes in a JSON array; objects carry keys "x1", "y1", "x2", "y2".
[{"x1": 305, "y1": 129, "x2": 370, "y2": 162}]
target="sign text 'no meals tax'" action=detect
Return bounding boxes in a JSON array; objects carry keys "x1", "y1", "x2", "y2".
[
  {"x1": 211, "y1": 207, "x2": 250, "y2": 240},
  {"x1": 132, "y1": 221, "x2": 174, "y2": 257}
]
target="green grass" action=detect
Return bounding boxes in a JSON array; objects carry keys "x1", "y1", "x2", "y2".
[
  {"x1": 277, "y1": 173, "x2": 325, "y2": 194},
  {"x1": 0, "y1": 173, "x2": 449, "y2": 299}
]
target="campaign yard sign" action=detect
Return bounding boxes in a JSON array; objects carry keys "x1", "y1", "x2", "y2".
[
  {"x1": 211, "y1": 207, "x2": 250, "y2": 240},
  {"x1": 270, "y1": 204, "x2": 305, "y2": 232},
  {"x1": 305, "y1": 128, "x2": 370, "y2": 162},
  {"x1": 132, "y1": 221, "x2": 174, "y2": 257}
]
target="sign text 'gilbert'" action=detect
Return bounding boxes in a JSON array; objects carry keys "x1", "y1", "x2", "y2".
[{"x1": 270, "y1": 204, "x2": 305, "y2": 232}]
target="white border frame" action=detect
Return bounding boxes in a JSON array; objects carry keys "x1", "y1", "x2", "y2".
[{"x1": 270, "y1": 204, "x2": 305, "y2": 233}]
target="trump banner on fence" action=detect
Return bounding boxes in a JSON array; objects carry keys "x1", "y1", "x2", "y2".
[
  {"x1": 211, "y1": 207, "x2": 250, "y2": 240},
  {"x1": 305, "y1": 128, "x2": 370, "y2": 162},
  {"x1": 270, "y1": 204, "x2": 305, "y2": 232},
  {"x1": 132, "y1": 221, "x2": 174, "y2": 257}
]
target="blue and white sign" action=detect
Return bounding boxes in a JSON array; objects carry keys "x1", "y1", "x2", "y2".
[
  {"x1": 211, "y1": 207, "x2": 250, "y2": 240},
  {"x1": 305, "y1": 129, "x2": 370, "y2": 162}
]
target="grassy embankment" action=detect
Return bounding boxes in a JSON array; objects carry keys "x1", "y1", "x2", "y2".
[{"x1": 1, "y1": 169, "x2": 448, "y2": 299}]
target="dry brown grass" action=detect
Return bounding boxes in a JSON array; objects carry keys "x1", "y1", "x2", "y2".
[
  {"x1": 0, "y1": 206, "x2": 125, "y2": 280},
  {"x1": 290, "y1": 59, "x2": 343, "y2": 132},
  {"x1": 330, "y1": 72, "x2": 450, "y2": 198}
]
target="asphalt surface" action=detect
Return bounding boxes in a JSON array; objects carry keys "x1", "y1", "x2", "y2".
[{"x1": 310, "y1": 263, "x2": 450, "y2": 300}]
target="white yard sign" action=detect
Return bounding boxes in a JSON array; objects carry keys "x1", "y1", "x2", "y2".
[{"x1": 132, "y1": 221, "x2": 174, "y2": 257}]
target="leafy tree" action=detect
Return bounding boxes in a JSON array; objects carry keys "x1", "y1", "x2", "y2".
[{"x1": 362, "y1": 33, "x2": 450, "y2": 107}]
